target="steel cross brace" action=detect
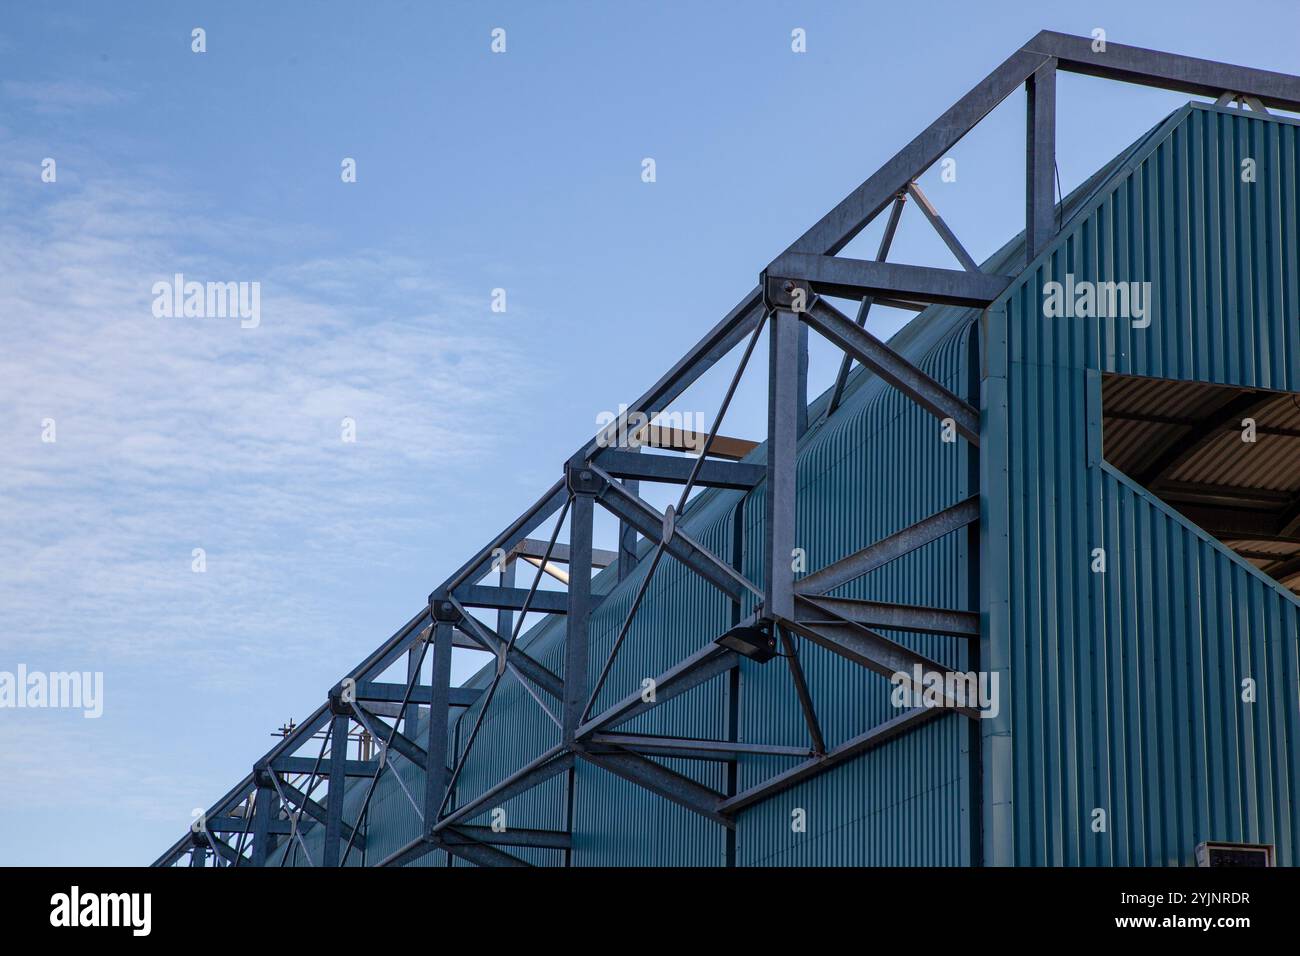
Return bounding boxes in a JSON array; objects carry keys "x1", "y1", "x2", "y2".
[{"x1": 159, "y1": 31, "x2": 1300, "y2": 868}]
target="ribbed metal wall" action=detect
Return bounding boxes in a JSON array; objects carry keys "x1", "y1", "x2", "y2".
[
  {"x1": 279, "y1": 102, "x2": 1298, "y2": 869},
  {"x1": 985, "y1": 103, "x2": 1300, "y2": 866},
  {"x1": 373, "y1": 299, "x2": 984, "y2": 866}
]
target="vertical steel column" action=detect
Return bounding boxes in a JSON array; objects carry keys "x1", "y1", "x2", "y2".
[
  {"x1": 496, "y1": 556, "x2": 517, "y2": 638},
  {"x1": 796, "y1": 322, "x2": 810, "y2": 437},
  {"x1": 404, "y1": 643, "x2": 423, "y2": 737},
  {"x1": 424, "y1": 605, "x2": 456, "y2": 826},
  {"x1": 190, "y1": 842, "x2": 207, "y2": 867},
  {"x1": 764, "y1": 307, "x2": 799, "y2": 622},
  {"x1": 1026, "y1": 59, "x2": 1057, "y2": 262},
  {"x1": 322, "y1": 709, "x2": 350, "y2": 867},
  {"x1": 725, "y1": 497, "x2": 745, "y2": 867},
  {"x1": 250, "y1": 772, "x2": 275, "y2": 866},
  {"x1": 618, "y1": 450, "x2": 640, "y2": 581},
  {"x1": 963, "y1": 325, "x2": 983, "y2": 867},
  {"x1": 564, "y1": 473, "x2": 596, "y2": 742}
]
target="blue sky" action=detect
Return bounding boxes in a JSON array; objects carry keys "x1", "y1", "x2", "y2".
[{"x1": 1, "y1": 1, "x2": 1296, "y2": 865}]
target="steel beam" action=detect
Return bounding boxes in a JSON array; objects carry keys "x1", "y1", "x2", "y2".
[
  {"x1": 779, "y1": 624, "x2": 825, "y2": 754},
  {"x1": 764, "y1": 307, "x2": 801, "y2": 622},
  {"x1": 589, "y1": 732, "x2": 811, "y2": 761},
  {"x1": 512, "y1": 539, "x2": 617, "y2": 568},
  {"x1": 1267, "y1": 554, "x2": 1300, "y2": 586},
  {"x1": 277, "y1": 772, "x2": 364, "y2": 854},
  {"x1": 1136, "y1": 390, "x2": 1274, "y2": 487},
  {"x1": 321, "y1": 712, "x2": 350, "y2": 866},
  {"x1": 452, "y1": 584, "x2": 570, "y2": 615},
  {"x1": 796, "y1": 595, "x2": 979, "y2": 637},
  {"x1": 1026, "y1": 59, "x2": 1058, "y2": 260},
  {"x1": 207, "y1": 814, "x2": 290, "y2": 835},
  {"x1": 785, "y1": 617, "x2": 981, "y2": 718},
  {"x1": 1174, "y1": 504, "x2": 1299, "y2": 541},
  {"x1": 432, "y1": 747, "x2": 574, "y2": 834},
  {"x1": 827, "y1": 194, "x2": 906, "y2": 417},
  {"x1": 580, "y1": 294, "x2": 765, "y2": 463},
  {"x1": 578, "y1": 750, "x2": 733, "y2": 828},
  {"x1": 423, "y1": 616, "x2": 455, "y2": 826},
  {"x1": 769, "y1": 253, "x2": 1012, "y2": 309},
  {"x1": 564, "y1": 483, "x2": 595, "y2": 742},
  {"x1": 719, "y1": 708, "x2": 944, "y2": 814},
  {"x1": 596, "y1": 447, "x2": 764, "y2": 490},
  {"x1": 444, "y1": 480, "x2": 568, "y2": 593},
  {"x1": 906, "y1": 182, "x2": 980, "y2": 273},
  {"x1": 786, "y1": 47, "x2": 1049, "y2": 255},
  {"x1": 438, "y1": 836, "x2": 532, "y2": 868},
  {"x1": 805, "y1": 298, "x2": 980, "y2": 443},
  {"x1": 577, "y1": 643, "x2": 739, "y2": 738},
  {"x1": 452, "y1": 607, "x2": 564, "y2": 700},
  {"x1": 250, "y1": 778, "x2": 275, "y2": 867},
  {"x1": 355, "y1": 681, "x2": 481, "y2": 709},
  {"x1": 795, "y1": 496, "x2": 980, "y2": 596},
  {"x1": 355, "y1": 709, "x2": 432, "y2": 772},
  {"x1": 443, "y1": 825, "x2": 571, "y2": 850},
  {"x1": 592, "y1": 471, "x2": 760, "y2": 602},
  {"x1": 1027, "y1": 30, "x2": 1300, "y2": 112}
]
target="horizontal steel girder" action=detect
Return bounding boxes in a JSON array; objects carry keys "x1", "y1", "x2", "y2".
[
  {"x1": 596, "y1": 447, "x2": 764, "y2": 490},
  {"x1": 796, "y1": 595, "x2": 978, "y2": 637},
  {"x1": 271, "y1": 756, "x2": 381, "y2": 777},
  {"x1": 443, "y1": 825, "x2": 571, "y2": 850},
  {"x1": 204, "y1": 815, "x2": 289, "y2": 835},
  {"x1": 452, "y1": 583, "x2": 570, "y2": 615},
  {"x1": 438, "y1": 836, "x2": 532, "y2": 867},
  {"x1": 804, "y1": 298, "x2": 980, "y2": 443},
  {"x1": 768, "y1": 253, "x2": 1012, "y2": 308},
  {"x1": 354, "y1": 680, "x2": 481, "y2": 709},
  {"x1": 589, "y1": 733, "x2": 811, "y2": 762},
  {"x1": 1028, "y1": 30, "x2": 1300, "y2": 112},
  {"x1": 718, "y1": 708, "x2": 945, "y2": 814},
  {"x1": 795, "y1": 496, "x2": 980, "y2": 597}
]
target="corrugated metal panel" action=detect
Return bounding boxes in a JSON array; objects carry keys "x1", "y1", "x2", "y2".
[
  {"x1": 305, "y1": 102, "x2": 1298, "y2": 870},
  {"x1": 988, "y1": 102, "x2": 1300, "y2": 866},
  {"x1": 733, "y1": 318, "x2": 974, "y2": 866}
]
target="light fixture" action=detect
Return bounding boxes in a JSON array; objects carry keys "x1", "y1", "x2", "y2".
[{"x1": 715, "y1": 623, "x2": 777, "y2": 662}]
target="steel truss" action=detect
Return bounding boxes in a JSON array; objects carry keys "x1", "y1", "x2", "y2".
[{"x1": 155, "y1": 31, "x2": 1300, "y2": 868}]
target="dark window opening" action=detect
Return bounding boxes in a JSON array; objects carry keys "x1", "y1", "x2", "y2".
[{"x1": 1102, "y1": 373, "x2": 1300, "y2": 596}]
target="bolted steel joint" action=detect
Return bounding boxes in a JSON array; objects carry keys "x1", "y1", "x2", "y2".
[
  {"x1": 427, "y1": 594, "x2": 461, "y2": 623},
  {"x1": 565, "y1": 461, "x2": 606, "y2": 497},
  {"x1": 327, "y1": 685, "x2": 353, "y2": 715},
  {"x1": 762, "y1": 273, "x2": 811, "y2": 313}
]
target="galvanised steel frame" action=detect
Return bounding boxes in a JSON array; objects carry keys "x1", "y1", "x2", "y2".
[{"x1": 155, "y1": 32, "x2": 1300, "y2": 868}]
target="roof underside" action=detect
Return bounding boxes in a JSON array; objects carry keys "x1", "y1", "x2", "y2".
[{"x1": 1103, "y1": 374, "x2": 1300, "y2": 591}]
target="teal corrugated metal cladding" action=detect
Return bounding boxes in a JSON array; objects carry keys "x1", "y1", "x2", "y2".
[
  {"x1": 984, "y1": 103, "x2": 1300, "y2": 865},
  {"x1": 285, "y1": 102, "x2": 1298, "y2": 867}
]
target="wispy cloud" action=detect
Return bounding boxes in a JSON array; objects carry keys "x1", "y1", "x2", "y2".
[
  {"x1": 3, "y1": 79, "x2": 126, "y2": 113},
  {"x1": 0, "y1": 168, "x2": 533, "y2": 686}
]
